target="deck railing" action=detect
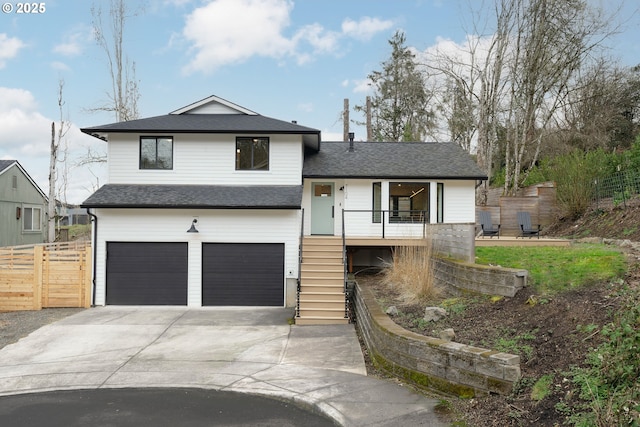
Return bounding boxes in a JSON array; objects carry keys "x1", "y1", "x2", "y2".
[
  {"x1": 296, "y1": 209, "x2": 304, "y2": 318},
  {"x1": 341, "y1": 209, "x2": 348, "y2": 319},
  {"x1": 342, "y1": 209, "x2": 428, "y2": 239}
]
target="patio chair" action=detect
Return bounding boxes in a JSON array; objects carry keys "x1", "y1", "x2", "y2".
[
  {"x1": 478, "y1": 211, "x2": 500, "y2": 238},
  {"x1": 517, "y1": 211, "x2": 541, "y2": 239}
]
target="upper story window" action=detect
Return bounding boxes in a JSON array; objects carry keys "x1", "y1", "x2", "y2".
[
  {"x1": 236, "y1": 137, "x2": 269, "y2": 170},
  {"x1": 140, "y1": 137, "x2": 173, "y2": 169},
  {"x1": 23, "y1": 206, "x2": 42, "y2": 231}
]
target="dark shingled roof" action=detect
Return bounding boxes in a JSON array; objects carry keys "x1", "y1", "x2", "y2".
[
  {"x1": 81, "y1": 184, "x2": 302, "y2": 209},
  {"x1": 303, "y1": 141, "x2": 487, "y2": 179},
  {"x1": 81, "y1": 114, "x2": 320, "y2": 135},
  {"x1": 0, "y1": 160, "x2": 17, "y2": 173}
]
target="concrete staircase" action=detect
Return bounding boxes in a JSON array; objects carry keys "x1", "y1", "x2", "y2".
[{"x1": 295, "y1": 236, "x2": 349, "y2": 325}]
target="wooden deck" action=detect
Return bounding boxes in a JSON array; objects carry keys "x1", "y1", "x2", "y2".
[
  {"x1": 475, "y1": 236, "x2": 571, "y2": 247},
  {"x1": 345, "y1": 236, "x2": 571, "y2": 247}
]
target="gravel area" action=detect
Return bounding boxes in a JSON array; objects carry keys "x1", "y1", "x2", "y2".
[{"x1": 0, "y1": 308, "x2": 85, "y2": 350}]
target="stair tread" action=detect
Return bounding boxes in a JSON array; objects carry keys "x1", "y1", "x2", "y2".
[
  {"x1": 296, "y1": 315, "x2": 349, "y2": 319},
  {"x1": 299, "y1": 291, "x2": 345, "y2": 295}
]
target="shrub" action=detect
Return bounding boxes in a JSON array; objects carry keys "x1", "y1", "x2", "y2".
[
  {"x1": 542, "y1": 149, "x2": 614, "y2": 219},
  {"x1": 567, "y1": 286, "x2": 640, "y2": 426},
  {"x1": 382, "y1": 236, "x2": 441, "y2": 303}
]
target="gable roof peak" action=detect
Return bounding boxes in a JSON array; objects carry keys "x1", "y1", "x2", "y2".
[
  {"x1": 0, "y1": 159, "x2": 17, "y2": 173},
  {"x1": 170, "y1": 95, "x2": 258, "y2": 116}
]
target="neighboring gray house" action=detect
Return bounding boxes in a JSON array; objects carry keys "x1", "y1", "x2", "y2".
[
  {"x1": 81, "y1": 95, "x2": 486, "y2": 324},
  {"x1": 0, "y1": 160, "x2": 48, "y2": 247}
]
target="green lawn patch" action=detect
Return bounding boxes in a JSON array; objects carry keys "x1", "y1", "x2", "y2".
[{"x1": 475, "y1": 244, "x2": 626, "y2": 294}]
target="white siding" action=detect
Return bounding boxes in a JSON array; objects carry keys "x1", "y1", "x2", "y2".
[
  {"x1": 302, "y1": 178, "x2": 476, "y2": 237},
  {"x1": 108, "y1": 134, "x2": 303, "y2": 185},
  {"x1": 92, "y1": 208, "x2": 301, "y2": 307},
  {"x1": 442, "y1": 180, "x2": 476, "y2": 222}
]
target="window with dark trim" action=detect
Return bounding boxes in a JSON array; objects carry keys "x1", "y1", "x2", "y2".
[
  {"x1": 140, "y1": 137, "x2": 173, "y2": 170},
  {"x1": 236, "y1": 137, "x2": 269, "y2": 170},
  {"x1": 389, "y1": 182, "x2": 429, "y2": 223},
  {"x1": 372, "y1": 182, "x2": 382, "y2": 223},
  {"x1": 23, "y1": 206, "x2": 42, "y2": 231},
  {"x1": 437, "y1": 183, "x2": 444, "y2": 223}
]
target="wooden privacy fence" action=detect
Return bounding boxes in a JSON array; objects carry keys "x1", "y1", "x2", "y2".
[
  {"x1": 477, "y1": 182, "x2": 559, "y2": 236},
  {"x1": 0, "y1": 242, "x2": 91, "y2": 311}
]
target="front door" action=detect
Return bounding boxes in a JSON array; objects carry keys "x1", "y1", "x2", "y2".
[{"x1": 311, "y1": 182, "x2": 334, "y2": 235}]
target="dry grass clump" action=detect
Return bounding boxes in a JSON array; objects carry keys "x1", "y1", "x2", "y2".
[{"x1": 382, "y1": 237, "x2": 441, "y2": 303}]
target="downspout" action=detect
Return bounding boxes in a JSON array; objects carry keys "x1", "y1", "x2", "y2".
[{"x1": 86, "y1": 208, "x2": 98, "y2": 307}]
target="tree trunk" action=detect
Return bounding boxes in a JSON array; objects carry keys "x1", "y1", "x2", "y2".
[{"x1": 48, "y1": 122, "x2": 57, "y2": 243}]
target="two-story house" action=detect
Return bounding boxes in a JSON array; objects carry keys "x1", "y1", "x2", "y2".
[{"x1": 81, "y1": 95, "x2": 486, "y2": 324}]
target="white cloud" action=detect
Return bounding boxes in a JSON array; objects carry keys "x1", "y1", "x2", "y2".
[
  {"x1": 293, "y1": 23, "x2": 340, "y2": 57},
  {"x1": 53, "y1": 41, "x2": 82, "y2": 56},
  {"x1": 0, "y1": 88, "x2": 54, "y2": 160},
  {"x1": 341, "y1": 17, "x2": 394, "y2": 41},
  {"x1": 182, "y1": 0, "x2": 295, "y2": 74},
  {"x1": 51, "y1": 61, "x2": 71, "y2": 71},
  {"x1": 181, "y1": 0, "x2": 394, "y2": 74},
  {"x1": 321, "y1": 130, "x2": 343, "y2": 141},
  {"x1": 53, "y1": 27, "x2": 92, "y2": 57},
  {"x1": 0, "y1": 34, "x2": 25, "y2": 68},
  {"x1": 0, "y1": 87, "x2": 106, "y2": 204},
  {"x1": 352, "y1": 78, "x2": 373, "y2": 94}
]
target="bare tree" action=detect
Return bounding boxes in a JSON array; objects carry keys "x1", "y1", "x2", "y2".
[
  {"x1": 501, "y1": 0, "x2": 619, "y2": 195},
  {"x1": 424, "y1": 2, "x2": 512, "y2": 203},
  {"x1": 557, "y1": 60, "x2": 640, "y2": 152},
  {"x1": 48, "y1": 80, "x2": 70, "y2": 243},
  {"x1": 81, "y1": 0, "x2": 142, "y2": 168},
  {"x1": 424, "y1": 0, "x2": 624, "y2": 197},
  {"x1": 90, "y1": 0, "x2": 141, "y2": 122}
]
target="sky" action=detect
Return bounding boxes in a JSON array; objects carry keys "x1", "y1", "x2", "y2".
[{"x1": 1, "y1": 0, "x2": 639, "y2": 204}]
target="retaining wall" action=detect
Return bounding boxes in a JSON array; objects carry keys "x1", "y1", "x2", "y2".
[
  {"x1": 353, "y1": 281, "x2": 521, "y2": 397},
  {"x1": 433, "y1": 257, "x2": 527, "y2": 297},
  {"x1": 430, "y1": 223, "x2": 476, "y2": 263}
]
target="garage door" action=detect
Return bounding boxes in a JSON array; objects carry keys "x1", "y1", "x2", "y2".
[
  {"x1": 106, "y1": 242, "x2": 188, "y2": 305},
  {"x1": 202, "y1": 243, "x2": 284, "y2": 306}
]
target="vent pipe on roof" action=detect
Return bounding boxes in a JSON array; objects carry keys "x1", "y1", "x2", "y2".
[
  {"x1": 348, "y1": 132, "x2": 355, "y2": 152},
  {"x1": 291, "y1": 120, "x2": 297, "y2": 124}
]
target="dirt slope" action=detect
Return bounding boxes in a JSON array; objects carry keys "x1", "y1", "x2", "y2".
[{"x1": 361, "y1": 200, "x2": 640, "y2": 426}]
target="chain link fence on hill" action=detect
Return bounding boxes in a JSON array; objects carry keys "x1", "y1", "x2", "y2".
[{"x1": 594, "y1": 170, "x2": 640, "y2": 208}]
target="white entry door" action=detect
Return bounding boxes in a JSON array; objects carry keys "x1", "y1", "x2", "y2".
[{"x1": 310, "y1": 182, "x2": 334, "y2": 235}]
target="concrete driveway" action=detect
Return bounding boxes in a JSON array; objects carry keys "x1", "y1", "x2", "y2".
[{"x1": 0, "y1": 306, "x2": 445, "y2": 426}]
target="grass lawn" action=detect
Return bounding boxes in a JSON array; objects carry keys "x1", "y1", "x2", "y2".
[{"x1": 475, "y1": 244, "x2": 627, "y2": 294}]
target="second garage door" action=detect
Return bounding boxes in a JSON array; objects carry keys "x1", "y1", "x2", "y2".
[{"x1": 202, "y1": 243, "x2": 284, "y2": 306}]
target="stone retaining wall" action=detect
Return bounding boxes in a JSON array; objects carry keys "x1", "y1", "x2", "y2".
[
  {"x1": 433, "y1": 257, "x2": 528, "y2": 297},
  {"x1": 353, "y1": 281, "x2": 521, "y2": 397}
]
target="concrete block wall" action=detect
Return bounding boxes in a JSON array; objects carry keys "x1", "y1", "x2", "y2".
[
  {"x1": 433, "y1": 257, "x2": 528, "y2": 298},
  {"x1": 353, "y1": 281, "x2": 521, "y2": 397},
  {"x1": 429, "y1": 223, "x2": 476, "y2": 263}
]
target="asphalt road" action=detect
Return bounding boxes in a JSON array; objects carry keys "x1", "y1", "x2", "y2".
[{"x1": 0, "y1": 388, "x2": 338, "y2": 427}]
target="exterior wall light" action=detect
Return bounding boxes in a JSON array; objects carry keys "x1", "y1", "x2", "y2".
[{"x1": 187, "y1": 219, "x2": 199, "y2": 233}]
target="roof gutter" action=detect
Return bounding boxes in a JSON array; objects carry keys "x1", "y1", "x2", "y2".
[
  {"x1": 80, "y1": 204, "x2": 302, "y2": 210},
  {"x1": 86, "y1": 208, "x2": 98, "y2": 307}
]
